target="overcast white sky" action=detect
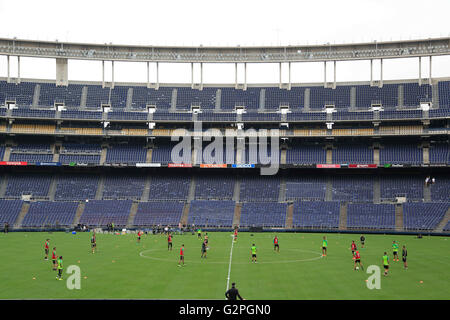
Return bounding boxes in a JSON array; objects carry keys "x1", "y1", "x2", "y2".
[{"x1": 0, "y1": 0, "x2": 449, "y2": 84}]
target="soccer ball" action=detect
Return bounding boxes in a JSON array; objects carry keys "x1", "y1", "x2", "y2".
[{"x1": 356, "y1": 267, "x2": 359, "y2": 270}]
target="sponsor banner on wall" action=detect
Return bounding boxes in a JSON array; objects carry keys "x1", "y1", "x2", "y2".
[
  {"x1": 200, "y1": 164, "x2": 227, "y2": 168},
  {"x1": 348, "y1": 164, "x2": 377, "y2": 168},
  {"x1": 231, "y1": 164, "x2": 255, "y2": 168},
  {"x1": 168, "y1": 163, "x2": 193, "y2": 168},
  {"x1": 35, "y1": 162, "x2": 62, "y2": 166},
  {"x1": 316, "y1": 164, "x2": 341, "y2": 168},
  {"x1": 136, "y1": 163, "x2": 161, "y2": 167},
  {"x1": 0, "y1": 161, "x2": 27, "y2": 166}
]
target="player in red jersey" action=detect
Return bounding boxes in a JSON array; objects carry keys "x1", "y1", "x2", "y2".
[
  {"x1": 168, "y1": 233, "x2": 173, "y2": 251},
  {"x1": 137, "y1": 230, "x2": 142, "y2": 243},
  {"x1": 233, "y1": 227, "x2": 238, "y2": 242},
  {"x1": 44, "y1": 239, "x2": 50, "y2": 260},
  {"x1": 273, "y1": 235, "x2": 280, "y2": 252},
  {"x1": 351, "y1": 241, "x2": 357, "y2": 259},
  {"x1": 178, "y1": 244, "x2": 185, "y2": 267},
  {"x1": 51, "y1": 247, "x2": 57, "y2": 271},
  {"x1": 353, "y1": 250, "x2": 364, "y2": 271}
]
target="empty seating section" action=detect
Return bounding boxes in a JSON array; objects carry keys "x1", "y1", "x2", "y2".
[
  {"x1": 54, "y1": 175, "x2": 98, "y2": 200},
  {"x1": 194, "y1": 176, "x2": 234, "y2": 200},
  {"x1": 151, "y1": 145, "x2": 186, "y2": 164},
  {"x1": 293, "y1": 201, "x2": 340, "y2": 228},
  {"x1": 187, "y1": 200, "x2": 235, "y2": 227},
  {"x1": 239, "y1": 176, "x2": 280, "y2": 202},
  {"x1": 286, "y1": 176, "x2": 327, "y2": 200},
  {"x1": 102, "y1": 175, "x2": 145, "y2": 200},
  {"x1": 22, "y1": 201, "x2": 78, "y2": 227},
  {"x1": 437, "y1": 81, "x2": 450, "y2": 108},
  {"x1": 5, "y1": 173, "x2": 52, "y2": 198},
  {"x1": 403, "y1": 83, "x2": 432, "y2": 106},
  {"x1": 380, "y1": 176, "x2": 423, "y2": 200},
  {"x1": 60, "y1": 143, "x2": 101, "y2": 164},
  {"x1": 0, "y1": 200, "x2": 24, "y2": 225},
  {"x1": 264, "y1": 87, "x2": 304, "y2": 110},
  {"x1": 85, "y1": 85, "x2": 109, "y2": 108},
  {"x1": 332, "y1": 145, "x2": 373, "y2": 163},
  {"x1": 134, "y1": 201, "x2": 184, "y2": 226},
  {"x1": 11, "y1": 123, "x2": 55, "y2": 134},
  {"x1": 39, "y1": 83, "x2": 83, "y2": 107},
  {"x1": 79, "y1": 200, "x2": 132, "y2": 227},
  {"x1": 429, "y1": 143, "x2": 449, "y2": 164},
  {"x1": 403, "y1": 202, "x2": 449, "y2": 230},
  {"x1": 430, "y1": 177, "x2": 450, "y2": 201},
  {"x1": 105, "y1": 145, "x2": 146, "y2": 163},
  {"x1": 356, "y1": 84, "x2": 398, "y2": 108},
  {"x1": 310, "y1": 86, "x2": 351, "y2": 109},
  {"x1": 286, "y1": 145, "x2": 326, "y2": 164},
  {"x1": 332, "y1": 176, "x2": 373, "y2": 201},
  {"x1": 132, "y1": 87, "x2": 173, "y2": 109},
  {"x1": 379, "y1": 125, "x2": 423, "y2": 135},
  {"x1": 60, "y1": 110, "x2": 102, "y2": 120},
  {"x1": 148, "y1": 176, "x2": 191, "y2": 200},
  {"x1": 109, "y1": 86, "x2": 128, "y2": 109},
  {"x1": 240, "y1": 202, "x2": 287, "y2": 227},
  {"x1": 12, "y1": 109, "x2": 56, "y2": 118},
  {"x1": 0, "y1": 81, "x2": 35, "y2": 106},
  {"x1": 221, "y1": 87, "x2": 260, "y2": 110},
  {"x1": 9, "y1": 143, "x2": 53, "y2": 162},
  {"x1": 380, "y1": 144, "x2": 422, "y2": 164},
  {"x1": 347, "y1": 203, "x2": 395, "y2": 229},
  {"x1": 177, "y1": 87, "x2": 217, "y2": 110}
]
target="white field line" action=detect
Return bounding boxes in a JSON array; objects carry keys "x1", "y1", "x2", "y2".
[{"x1": 226, "y1": 234, "x2": 235, "y2": 292}]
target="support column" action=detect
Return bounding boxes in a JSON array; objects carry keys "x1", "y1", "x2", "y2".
[
  {"x1": 111, "y1": 60, "x2": 115, "y2": 88},
  {"x1": 418, "y1": 56, "x2": 422, "y2": 86},
  {"x1": 102, "y1": 60, "x2": 105, "y2": 88},
  {"x1": 288, "y1": 62, "x2": 291, "y2": 90},
  {"x1": 17, "y1": 56, "x2": 20, "y2": 83},
  {"x1": 323, "y1": 61, "x2": 327, "y2": 88},
  {"x1": 333, "y1": 60, "x2": 336, "y2": 89},
  {"x1": 200, "y1": 62, "x2": 203, "y2": 90},
  {"x1": 191, "y1": 62, "x2": 194, "y2": 89},
  {"x1": 156, "y1": 62, "x2": 159, "y2": 89},
  {"x1": 379, "y1": 59, "x2": 383, "y2": 88},
  {"x1": 279, "y1": 62, "x2": 282, "y2": 89},
  {"x1": 235, "y1": 63, "x2": 238, "y2": 89},
  {"x1": 146, "y1": 61, "x2": 150, "y2": 88},
  {"x1": 370, "y1": 59, "x2": 373, "y2": 86},
  {"x1": 7, "y1": 55, "x2": 10, "y2": 82},
  {"x1": 244, "y1": 62, "x2": 247, "y2": 90},
  {"x1": 429, "y1": 56, "x2": 432, "y2": 84}
]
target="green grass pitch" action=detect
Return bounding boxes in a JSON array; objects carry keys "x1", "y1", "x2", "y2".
[{"x1": 0, "y1": 231, "x2": 449, "y2": 299}]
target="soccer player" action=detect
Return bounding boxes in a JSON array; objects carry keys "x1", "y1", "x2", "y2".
[
  {"x1": 178, "y1": 244, "x2": 185, "y2": 267},
  {"x1": 204, "y1": 233, "x2": 209, "y2": 246},
  {"x1": 168, "y1": 233, "x2": 173, "y2": 251},
  {"x1": 225, "y1": 283, "x2": 244, "y2": 300},
  {"x1": 233, "y1": 227, "x2": 238, "y2": 242},
  {"x1": 392, "y1": 241, "x2": 399, "y2": 261},
  {"x1": 44, "y1": 239, "x2": 50, "y2": 260},
  {"x1": 353, "y1": 250, "x2": 364, "y2": 271},
  {"x1": 91, "y1": 232, "x2": 97, "y2": 254},
  {"x1": 51, "y1": 247, "x2": 57, "y2": 271},
  {"x1": 402, "y1": 245, "x2": 408, "y2": 270},
  {"x1": 274, "y1": 235, "x2": 280, "y2": 252},
  {"x1": 351, "y1": 240, "x2": 357, "y2": 259},
  {"x1": 197, "y1": 229, "x2": 202, "y2": 240},
  {"x1": 201, "y1": 240, "x2": 207, "y2": 259},
  {"x1": 251, "y1": 244, "x2": 257, "y2": 263},
  {"x1": 56, "y1": 256, "x2": 63, "y2": 280},
  {"x1": 360, "y1": 235, "x2": 365, "y2": 248},
  {"x1": 382, "y1": 252, "x2": 389, "y2": 276},
  {"x1": 137, "y1": 230, "x2": 142, "y2": 243},
  {"x1": 322, "y1": 236, "x2": 328, "y2": 257}
]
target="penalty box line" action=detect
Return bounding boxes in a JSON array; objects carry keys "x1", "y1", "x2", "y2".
[{"x1": 226, "y1": 234, "x2": 235, "y2": 292}]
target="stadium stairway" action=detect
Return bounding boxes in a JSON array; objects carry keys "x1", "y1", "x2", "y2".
[
  {"x1": 95, "y1": 176, "x2": 105, "y2": 200},
  {"x1": 126, "y1": 202, "x2": 139, "y2": 228},
  {"x1": 32, "y1": 84, "x2": 40, "y2": 107},
  {"x1": 434, "y1": 207, "x2": 450, "y2": 233},
  {"x1": 71, "y1": 201, "x2": 86, "y2": 227},
  {"x1": 232, "y1": 203, "x2": 242, "y2": 228},
  {"x1": 0, "y1": 174, "x2": 8, "y2": 197},
  {"x1": 232, "y1": 178, "x2": 241, "y2": 202},
  {"x1": 140, "y1": 176, "x2": 151, "y2": 202},
  {"x1": 100, "y1": 147, "x2": 107, "y2": 165},
  {"x1": 338, "y1": 202, "x2": 348, "y2": 230},
  {"x1": 424, "y1": 184, "x2": 432, "y2": 202},
  {"x1": 180, "y1": 202, "x2": 190, "y2": 226},
  {"x1": 146, "y1": 148, "x2": 153, "y2": 163},
  {"x1": 285, "y1": 203, "x2": 294, "y2": 229},
  {"x1": 395, "y1": 204, "x2": 404, "y2": 232},
  {"x1": 47, "y1": 175, "x2": 58, "y2": 201},
  {"x1": 80, "y1": 86, "x2": 88, "y2": 108},
  {"x1": 14, "y1": 202, "x2": 30, "y2": 229},
  {"x1": 3, "y1": 146, "x2": 11, "y2": 161}
]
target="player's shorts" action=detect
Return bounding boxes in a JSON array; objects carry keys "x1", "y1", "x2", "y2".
[
  {"x1": 274, "y1": 244, "x2": 279, "y2": 247},
  {"x1": 355, "y1": 259, "x2": 361, "y2": 263},
  {"x1": 45, "y1": 249, "x2": 49, "y2": 255},
  {"x1": 393, "y1": 251, "x2": 398, "y2": 255},
  {"x1": 91, "y1": 243, "x2": 96, "y2": 247},
  {"x1": 322, "y1": 246, "x2": 327, "y2": 250},
  {"x1": 361, "y1": 242, "x2": 365, "y2": 245},
  {"x1": 402, "y1": 257, "x2": 407, "y2": 262},
  {"x1": 52, "y1": 259, "x2": 56, "y2": 264},
  {"x1": 205, "y1": 240, "x2": 208, "y2": 244},
  {"x1": 138, "y1": 237, "x2": 141, "y2": 240},
  {"x1": 180, "y1": 255, "x2": 184, "y2": 260},
  {"x1": 384, "y1": 265, "x2": 389, "y2": 270},
  {"x1": 168, "y1": 242, "x2": 172, "y2": 246},
  {"x1": 201, "y1": 248, "x2": 206, "y2": 253},
  {"x1": 252, "y1": 254, "x2": 256, "y2": 258}
]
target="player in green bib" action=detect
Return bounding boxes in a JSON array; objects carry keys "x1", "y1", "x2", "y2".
[
  {"x1": 197, "y1": 229, "x2": 202, "y2": 240},
  {"x1": 392, "y1": 241, "x2": 399, "y2": 261},
  {"x1": 382, "y1": 252, "x2": 389, "y2": 276},
  {"x1": 322, "y1": 236, "x2": 328, "y2": 257},
  {"x1": 56, "y1": 256, "x2": 63, "y2": 281},
  {"x1": 251, "y1": 244, "x2": 257, "y2": 263}
]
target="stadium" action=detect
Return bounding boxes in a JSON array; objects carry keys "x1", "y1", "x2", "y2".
[{"x1": 0, "y1": 1, "x2": 449, "y2": 303}]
